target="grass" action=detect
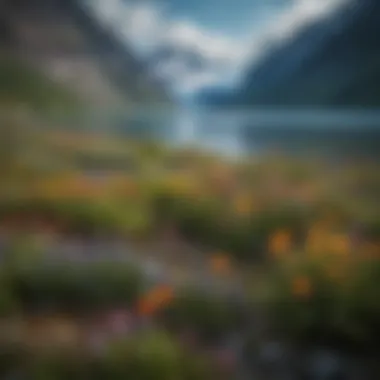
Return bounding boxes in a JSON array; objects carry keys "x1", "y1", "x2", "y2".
[
  {"x1": 0, "y1": 57, "x2": 81, "y2": 111},
  {"x1": 1, "y1": 97, "x2": 380, "y2": 353}
]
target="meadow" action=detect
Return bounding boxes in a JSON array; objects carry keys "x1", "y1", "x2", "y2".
[{"x1": 0, "y1": 121, "x2": 379, "y2": 379}]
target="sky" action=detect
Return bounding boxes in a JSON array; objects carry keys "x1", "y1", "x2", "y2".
[{"x1": 82, "y1": 0, "x2": 348, "y2": 97}]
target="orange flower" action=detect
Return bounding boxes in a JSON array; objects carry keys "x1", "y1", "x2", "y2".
[
  {"x1": 305, "y1": 224, "x2": 328, "y2": 254},
  {"x1": 153, "y1": 285, "x2": 174, "y2": 304},
  {"x1": 362, "y1": 242, "x2": 380, "y2": 260},
  {"x1": 136, "y1": 298, "x2": 155, "y2": 317},
  {"x1": 210, "y1": 254, "x2": 232, "y2": 275},
  {"x1": 328, "y1": 234, "x2": 351, "y2": 255},
  {"x1": 325, "y1": 264, "x2": 346, "y2": 282},
  {"x1": 137, "y1": 285, "x2": 174, "y2": 316},
  {"x1": 268, "y1": 230, "x2": 292, "y2": 258},
  {"x1": 291, "y1": 275, "x2": 312, "y2": 298}
]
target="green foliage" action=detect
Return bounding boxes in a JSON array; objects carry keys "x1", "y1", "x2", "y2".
[
  {"x1": 0, "y1": 57, "x2": 80, "y2": 110},
  {"x1": 261, "y1": 254, "x2": 380, "y2": 350},
  {"x1": 160, "y1": 288, "x2": 243, "y2": 343},
  {"x1": 339, "y1": 259, "x2": 380, "y2": 348},
  {"x1": 0, "y1": 197, "x2": 152, "y2": 237},
  {"x1": 152, "y1": 190, "x2": 312, "y2": 261},
  {"x1": 0, "y1": 272, "x2": 19, "y2": 317},
  {"x1": 0, "y1": 343, "x2": 27, "y2": 377},
  {"x1": 1, "y1": 261, "x2": 144, "y2": 313},
  {"x1": 103, "y1": 331, "x2": 183, "y2": 380},
  {"x1": 153, "y1": 192, "x2": 223, "y2": 243},
  {"x1": 2, "y1": 330, "x2": 219, "y2": 380},
  {"x1": 27, "y1": 352, "x2": 90, "y2": 380}
]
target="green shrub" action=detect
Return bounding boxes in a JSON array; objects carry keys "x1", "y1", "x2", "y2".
[
  {"x1": 0, "y1": 271, "x2": 19, "y2": 316},
  {"x1": 160, "y1": 288, "x2": 243, "y2": 343},
  {"x1": 0, "y1": 197, "x2": 152, "y2": 237},
  {"x1": 102, "y1": 331, "x2": 183, "y2": 380},
  {"x1": 5, "y1": 261, "x2": 144, "y2": 312},
  {"x1": 153, "y1": 191, "x2": 312, "y2": 262},
  {"x1": 97, "y1": 330, "x2": 224, "y2": 380},
  {"x1": 0, "y1": 343, "x2": 27, "y2": 377},
  {"x1": 28, "y1": 351, "x2": 91, "y2": 380},
  {"x1": 339, "y1": 258, "x2": 380, "y2": 349},
  {"x1": 260, "y1": 253, "x2": 380, "y2": 350},
  {"x1": 9, "y1": 330, "x2": 221, "y2": 380}
]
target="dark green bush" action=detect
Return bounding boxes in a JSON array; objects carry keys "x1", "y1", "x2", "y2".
[
  {"x1": 152, "y1": 191, "x2": 312, "y2": 262},
  {"x1": 4, "y1": 262, "x2": 144, "y2": 313},
  {"x1": 27, "y1": 352, "x2": 91, "y2": 380},
  {"x1": 261, "y1": 253, "x2": 380, "y2": 351},
  {"x1": 0, "y1": 343, "x2": 27, "y2": 377},
  {"x1": 0, "y1": 197, "x2": 146, "y2": 236},
  {"x1": 159, "y1": 288, "x2": 244, "y2": 343},
  {"x1": 3, "y1": 330, "x2": 222, "y2": 380}
]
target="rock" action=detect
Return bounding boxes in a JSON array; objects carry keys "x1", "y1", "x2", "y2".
[
  {"x1": 259, "y1": 341, "x2": 286, "y2": 365},
  {"x1": 308, "y1": 349, "x2": 347, "y2": 380}
]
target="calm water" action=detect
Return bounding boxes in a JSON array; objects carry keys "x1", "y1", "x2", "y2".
[
  {"x1": 166, "y1": 107, "x2": 380, "y2": 157},
  {"x1": 50, "y1": 107, "x2": 380, "y2": 157}
]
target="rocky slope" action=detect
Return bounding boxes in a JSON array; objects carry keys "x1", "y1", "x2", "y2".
[
  {"x1": 0, "y1": 0, "x2": 171, "y2": 107},
  {"x1": 199, "y1": 0, "x2": 380, "y2": 108}
]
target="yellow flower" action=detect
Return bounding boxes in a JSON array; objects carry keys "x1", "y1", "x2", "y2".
[
  {"x1": 362, "y1": 242, "x2": 380, "y2": 260},
  {"x1": 291, "y1": 275, "x2": 312, "y2": 299},
  {"x1": 305, "y1": 224, "x2": 328, "y2": 254},
  {"x1": 328, "y1": 233, "x2": 351, "y2": 256},
  {"x1": 233, "y1": 194, "x2": 253, "y2": 216},
  {"x1": 268, "y1": 230, "x2": 292, "y2": 258}
]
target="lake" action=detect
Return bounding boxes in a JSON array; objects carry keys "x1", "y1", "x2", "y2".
[
  {"x1": 49, "y1": 107, "x2": 380, "y2": 157},
  {"x1": 162, "y1": 107, "x2": 380, "y2": 158}
]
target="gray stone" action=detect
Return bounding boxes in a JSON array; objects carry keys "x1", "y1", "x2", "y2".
[{"x1": 308, "y1": 349, "x2": 347, "y2": 380}]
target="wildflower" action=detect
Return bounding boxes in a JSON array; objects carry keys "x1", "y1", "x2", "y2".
[
  {"x1": 325, "y1": 264, "x2": 346, "y2": 282},
  {"x1": 137, "y1": 285, "x2": 174, "y2": 317},
  {"x1": 268, "y1": 230, "x2": 292, "y2": 258},
  {"x1": 233, "y1": 193, "x2": 253, "y2": 216},
  {"x1": 329, "y1": 233, "x2": 351, "y2": 256},
  {"x1": 305, "y1": 224, "x2": 328, "y2": 254},
  {"x1": 291, "y1": 275, "x2": 312, "y2": 299},
  {"x1": 210, "y1": 253, "x2": 232, "y2": 275},
  {"x1": 362, "y1": 242, "x2": 380, "y2": 260}
]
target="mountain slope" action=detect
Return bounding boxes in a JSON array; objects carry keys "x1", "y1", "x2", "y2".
[
  {"x1": 0, "y1": 0, "x2": 171, "y2": 107},
  {"x1": 199, "y1": 0, "x2": 380, "y2": 108}
]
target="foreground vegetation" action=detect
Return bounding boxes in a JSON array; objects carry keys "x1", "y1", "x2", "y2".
[
  {"x1": 1, "y1": 100, "x2": 379, "y2": 377},
  {"x1": 0, "y1": 328, "x2": 227, "y2": 380},
  {"x1": 1, "y1": 128, "x2": 379, "y2": 346}
]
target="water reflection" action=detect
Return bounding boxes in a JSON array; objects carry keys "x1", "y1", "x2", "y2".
[
  {"x1": 169, "y1": 107, "x2": 380, "y2": 157},
  {"x1": 47, "y1": 107, "x2": 380, "y2": 157},
  {"x1": 174, "y1": 108, "x2": 244, "y2": 157}
]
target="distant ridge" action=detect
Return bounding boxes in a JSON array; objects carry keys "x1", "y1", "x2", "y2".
[
  {"x1": 0, "y1": 0, "x2": 171, "y2": 106},
  {"x1": 198, "y1": 0, "x2": 380, "y2": 108}
]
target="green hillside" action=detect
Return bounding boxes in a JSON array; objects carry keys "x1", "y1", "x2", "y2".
[{"x1": 0, "y1": 57, "x2": 81, "y2": 110}]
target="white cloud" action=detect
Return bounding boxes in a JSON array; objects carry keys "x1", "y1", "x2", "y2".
[
  {"x1": 154, "y1": 55, "x2": 225, "y2": 95},
  {"x1": 268, "y1": 0, "x2": 346, "y2": 41},
  {"x1": 155, "y1": 20, "x2": 247, "y2": 94},
  {"x1": 83, "y1": 0, "x2": 124, "y2": 27},
  {"x1": 243, "y1": 0, "x2": 347, "y2": 64},
  {"x1": 119, "y1": 4, "x2": 165, "y2": 53},
  {"x1": 88, "y1": 1, "x2": 246, "y2": 93},
  {"x1": 178, "y1": 71, "x2": 224, "y2": 94},
  {"x1": 84, "y1": 0, "x2": 349, "y2": 95},
  {"x1": 164, "y1": 21, "x2": 244, "y2": 63}
]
